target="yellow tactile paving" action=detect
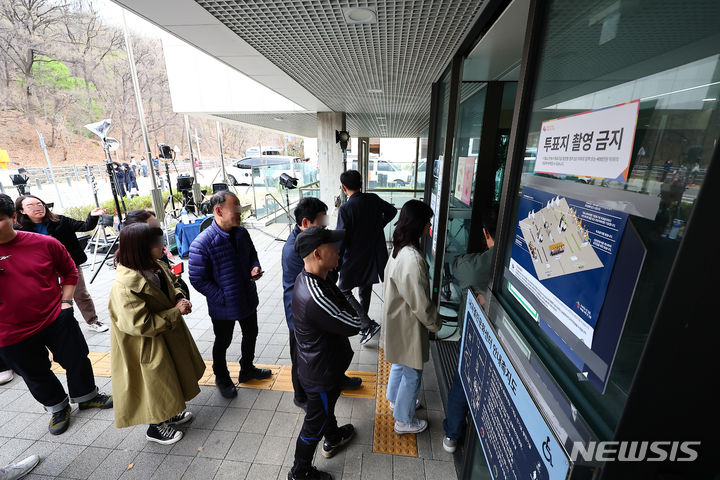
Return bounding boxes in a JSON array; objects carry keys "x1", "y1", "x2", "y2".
[
  {"x1": 50, "y1": 354, "x2": 376, "y2": 397},
  {"x1": 372, "y1": 348, "x2": 418, "y2": 457}
]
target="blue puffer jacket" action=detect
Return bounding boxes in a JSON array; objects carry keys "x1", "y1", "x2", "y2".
[{"x1": 188, "y1": 221, "x2": 261, "y2": 321}]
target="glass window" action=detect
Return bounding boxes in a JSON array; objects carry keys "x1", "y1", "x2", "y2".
[{"x1": 498, "y1": 0, "x2": 720, "y2": 437}]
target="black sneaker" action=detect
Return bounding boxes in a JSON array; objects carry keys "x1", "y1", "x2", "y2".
[
  {"x1": 341, "y1": 376, "x2": 363, "y2": 390},
  {"x1": 165, "y1": 410, "x2": 193, "y2": 425},
  {"x1": 359, "y1": 321, "x2": 381, "y2": 345},
  {"x1": 293, "y1": 397, "x2": 308, "y2": 412},
  {"x1": 215, "y1": 376, "x2": 237, "y2": 398},
  {"x1": 48, "y1": 405, "x2": 71, "y2": 435},
  {"x1": 238, "y1": 366, "x2": 272, "y2": 383},
  {"x1": 287, "y1": 466, "x2": 333, "y2": 480},
  {"x1": 146, "y1": 423, "x2": 183, "y2": 445},
  {"x1": 321, "y1": 424, "x2": 354, "y2": 458},
  {"x1": 78, "y1": 392, "x2": 113, "y2": 410}
]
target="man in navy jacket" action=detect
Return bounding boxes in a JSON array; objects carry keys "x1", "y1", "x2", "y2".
[
  {"x1": 337, "y1": 170, "x2": 397, "y2": 344},
  {"x1": 189, "y1": 191, "x2": 271, "y2": 398},
  {"x1": 282, "y1": 198, "x2": 362, "y2": 411}
]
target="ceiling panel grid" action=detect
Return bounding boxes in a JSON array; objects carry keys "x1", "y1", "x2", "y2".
[{"x1": 195, "y1": 0, "x2": 487, "y2": 137}]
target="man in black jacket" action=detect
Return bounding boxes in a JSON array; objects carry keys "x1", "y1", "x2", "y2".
[
  {"x1": 289, "y1": 226, "x2": 360, "y2": 480},
  {"x1": 336, "y1": 170, "x2": 397, "y2": 344}
]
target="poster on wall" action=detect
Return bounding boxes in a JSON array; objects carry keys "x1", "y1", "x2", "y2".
[
  {"x1": 534, "y1": 100, "x2": 639, "y2": 182},
  {"x1": 509, "y1": 186, "x2": 628, "y2": 347},
  {"x1": 454, "y1": 156, "x2": 475, "y2": 205},
  {"x1": 431, "y1": 156, "x2": 444, "y2": 255},
  {"x1": 460, "y1": 293, "x2": 571, "y2": 480}
]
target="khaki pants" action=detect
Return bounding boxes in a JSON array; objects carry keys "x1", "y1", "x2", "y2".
[{"x1": 73, "y1": 267, "x2": 98, "y2": 325}]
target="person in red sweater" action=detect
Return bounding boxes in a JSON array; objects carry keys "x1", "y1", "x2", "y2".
[{"x1": 0, "y1": 193, "x2": 113, "y2": 435}]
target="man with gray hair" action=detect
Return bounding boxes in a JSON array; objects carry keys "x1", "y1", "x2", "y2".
[{"x1": 189, "y1": 191, "x2": 271, "y2": 398}]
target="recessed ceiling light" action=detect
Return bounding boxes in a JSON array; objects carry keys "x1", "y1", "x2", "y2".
[
  {"x1": 344, "y1": 7, "x2": 376, "y2": 24},
  {"x1": 368, "y1": 88, "x2": 383, "y2": 94},
  {"x1": 273, "y1": 117, "x2": 283, "y2": 121},
  {"x1": 702, "y1": 98, "x2": 717, "y2": 102}
]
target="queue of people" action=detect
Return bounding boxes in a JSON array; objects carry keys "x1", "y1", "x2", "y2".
[{"x1": 0, "y1": 167, "x2": 490, "y2": 479}]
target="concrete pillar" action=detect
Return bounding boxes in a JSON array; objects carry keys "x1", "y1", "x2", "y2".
[{"x1": 317, "y1": 111, "x2": 346, "y2": 210}]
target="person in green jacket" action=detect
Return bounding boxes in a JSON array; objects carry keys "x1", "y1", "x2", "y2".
[
  {"x1": 442, "y1": 206, "x2": 498, "y2": 454},
  {"x1": 108, "y1": 223, "x2": 205, "y2": 445}
]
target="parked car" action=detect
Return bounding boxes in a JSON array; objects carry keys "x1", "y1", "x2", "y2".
[{"x1": 226, "y1": 155, "x2": 303, "y2": 186}]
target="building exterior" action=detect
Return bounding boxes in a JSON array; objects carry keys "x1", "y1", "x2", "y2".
[{"x1": 113, "y1": 0, "x2": 718, "y2": 477}]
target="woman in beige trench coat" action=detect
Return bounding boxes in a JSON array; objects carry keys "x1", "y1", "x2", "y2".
[
  {"x1": 383, "y1": 200, "x2": 442, "y2": 436},
  {"x1": 109, "y1": 223, "x2": 205, "y2": 445}
]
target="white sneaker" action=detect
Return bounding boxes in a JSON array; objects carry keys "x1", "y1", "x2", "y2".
[
  {"x1": 0, "y1": 454, "x2": 40, "y2": 479},
  {"x1": 0, "y1": 369, "x2": 13, "y2": 385},
  {"x1": 388, "y1": 399, "x2": 422, "y2": 412},
  {"x1": 394, "y1": 418, "x2": 428, "y2": 435},
  {"x1": 88, "y1": 321, "x2": 109, "y2": 333},
  {"x1": 443, "y1": 436, "x2": 457, "y2": 453}
]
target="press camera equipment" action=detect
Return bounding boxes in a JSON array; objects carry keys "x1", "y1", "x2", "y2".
[
  {"x1": 177, "y1": 174, "x2": 196, "y2": 214},
  {"x1": 158, "y1": 142, "x2": 183, "y2": 218},
  {"x1": 10, "y1": 171, "x2": 30, "y2": 195},
  {"x1": 273, "y1": 173, "x2": 299, "y2": 242},
  {"x1": 279, "y1": 172, "x2": 298, "y2": 189}
]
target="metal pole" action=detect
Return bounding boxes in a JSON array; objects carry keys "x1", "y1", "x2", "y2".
[
  {"x1": 122, "y1": 11, "x2": 163, "y2": 223},
  {"x1": 184, "y1": 115, "x2": 202, "y2": 204},
  {"x1": 36, "y1": 131, "x2": 63, "y2": 209},
  {"x1": 216, "y1": 121, "x2": 228, "y2": 184}
]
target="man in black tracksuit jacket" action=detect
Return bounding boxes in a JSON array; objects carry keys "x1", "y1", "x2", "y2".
[{"x1": 289, "y1": 226, "x2": 361, "y2": 480}]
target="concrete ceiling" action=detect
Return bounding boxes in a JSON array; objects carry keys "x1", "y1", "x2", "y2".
[{"x1": 112, "y1": 0, "x2": 491, "y2": 137}]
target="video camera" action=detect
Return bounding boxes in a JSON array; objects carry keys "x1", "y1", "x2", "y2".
[
  {"x1": 279, "y1": 173, "x2": 299, "y2": 189},
  {"x1": 158, "y1": 143, "x2": 174, "y2": 160}
]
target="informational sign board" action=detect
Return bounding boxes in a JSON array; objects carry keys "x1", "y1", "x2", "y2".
[
  {"x1": 509, "y1": 187, "x2": 628, "y2": 346},
  {"x1": 460, "y1": 293, "x2": 571, "y2": 480},
  {"x1": 507, "y1": 186, "x2": 644, "y2": 392},
  {"x1": 454, "y1": 156, "x2": 475, "y2": 205},
  {"x1": 534, "y1": 100, "x2": 639, "y2": 181}
]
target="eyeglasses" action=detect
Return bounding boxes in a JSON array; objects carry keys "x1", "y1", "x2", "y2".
[{"x1": 24, "y1": 203, "x2": 45, "y2": 209}]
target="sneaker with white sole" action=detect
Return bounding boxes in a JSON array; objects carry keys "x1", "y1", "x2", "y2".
[
  {"x1": 88, "y1": 321, "x2": 109, "y2": 333},
  {"x1": 443, "y1": 436, "x2": 457, "y2": 453},
  {"x1": 388, "y1": 399, "x2": 422, "y2": 412},
  {"x1": 0, "y1": 454, "x2": 40, "y2": 479},
  {"x1": 0, "y1": 369, "x2": 13, "y2": 385},
  {"x1": 394, "y1": 418, "x2": 427, "y2": 435},
  {"x1": 164, "y1": 410, "x2": 193, "y2": 426},
  {"x1": 359, "y1": 321, "x2": 381, "y2": 345},
  {"x1": 146, "y1": 423, "x2": 183, "y2": 444}
]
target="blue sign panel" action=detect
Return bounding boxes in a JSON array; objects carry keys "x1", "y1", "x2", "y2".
[{"x1": 460, "y1": 293, "x2": 570, "y2": 480}]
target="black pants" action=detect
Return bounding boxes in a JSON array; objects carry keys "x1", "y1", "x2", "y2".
[
  {"x1": 289, "y1": 330, "x2": 306, "y2": 402},
  {"x1": 292, "y1": 387, "x2": 342, "y2": 475},
  {"x1": 0, "y1": 308, "x2": 97, "y2": 412},
  {"x1": 211, "y1": 312, "x2": 259, "y2": 378},
  {"x1": 341, "y1": 285, "x2": 373, "y2": 330},
  {"x1": 0, "y1": 355, "x2": 8, "y2": 372}
]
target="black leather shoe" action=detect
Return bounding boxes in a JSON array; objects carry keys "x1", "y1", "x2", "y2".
[
  {"x1": 341, "y1": 376, "x2": 363, "y2": 390},
  {"x1": 238, "y1": 366, "x2": 272, "y2": 383},
  {"x1": 215, "y1": 376, "x2": 237, "y2": 398}
]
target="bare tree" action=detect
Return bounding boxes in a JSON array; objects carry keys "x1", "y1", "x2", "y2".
[{"x1": 0, "y1": 0, "x2": 68, "y2": 122}]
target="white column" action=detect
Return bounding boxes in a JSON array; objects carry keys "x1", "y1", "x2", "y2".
[{"x1": 317, "y1": 111, "x2": 345, "y2": 210}]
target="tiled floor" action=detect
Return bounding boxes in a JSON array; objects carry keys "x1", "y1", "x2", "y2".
[{"x1": 0, "y1": 223, "x2": 457, "y2": 480}]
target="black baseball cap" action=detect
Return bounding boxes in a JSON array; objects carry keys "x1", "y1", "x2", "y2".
[{"x1": 294, "y1": 225, "x2": 345, "y2": 258}]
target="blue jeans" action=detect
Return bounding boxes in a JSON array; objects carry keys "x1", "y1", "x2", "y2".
[
  {"x1": 386, "y1": 363, "x2": 423, "y2": 423},
  {"x1": 442, "y1": 371, "x2": 468, "y2": 441}
]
